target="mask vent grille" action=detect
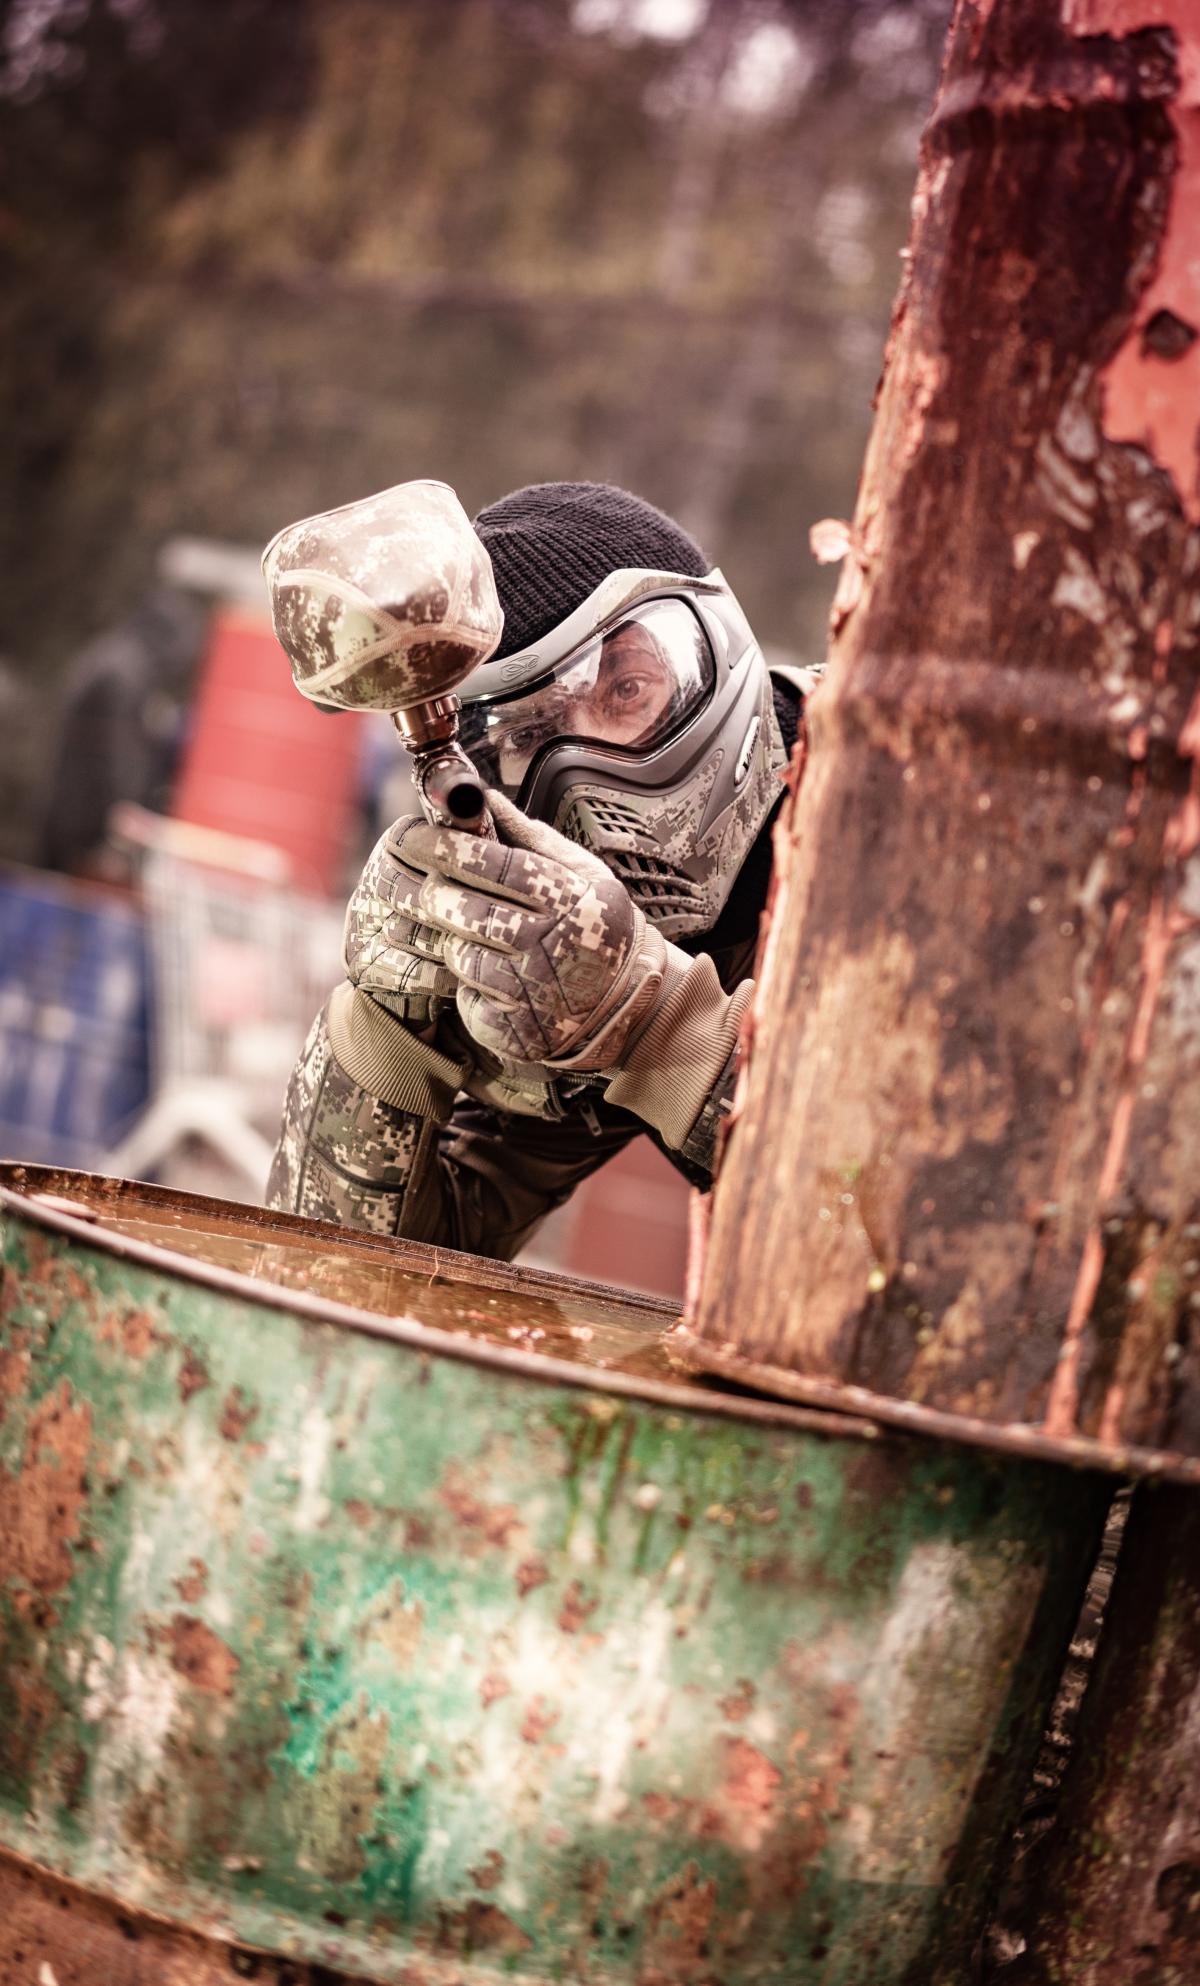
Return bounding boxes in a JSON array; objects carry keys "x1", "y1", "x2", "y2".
[
  {"x1": 559, "y1": 794, "x2": 703, "y2": 933},
  {"x1": 560, "y1": 793, "x2": 646, "y2": 845},
  {"x1": 612, "y1": 851, "x2": 703, "y2": 916}
]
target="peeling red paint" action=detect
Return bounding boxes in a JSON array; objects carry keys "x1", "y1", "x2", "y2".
[{"x1": 1069, "y1": 2, "x2": 1200, "y2": 515}]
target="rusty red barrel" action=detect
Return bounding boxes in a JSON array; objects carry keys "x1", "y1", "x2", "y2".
[
  {"x1": 0, "y1": 1163, "x2": 1111, "y2": 1985},
  {"x1": 682, "y1": 5, "x2": 1200, "y2": 1465}
]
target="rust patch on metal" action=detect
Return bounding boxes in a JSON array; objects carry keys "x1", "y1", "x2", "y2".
[
  {"x1": 403, "y1": 1510, "x2": 435, "y2": 1551},
  {"x1": 218, "y1": 1386, "x2": 259, "y2": 1443},
  {"x1": 436, "y1": 1462, "x2": 522, "y2": 1554},
  {"x1": 788, "y1": 1687, "x2": 858, "y2": 1865},
  {"x1": 557, "y1": 1579, "x2": 599, "y2": 1634},
  {"x1": 433, "y1": 1899, "x2": 532, "y2": 1959},
  {"x1": 97, "y1": 1305, "x2": 161, "y2": 1358},
  {"x1": 173, "y1": 1557, "x2": 209, "y2": 1604},
  {"x1": 0, "y1": 1380, "x2": 92, "y2": 1594},
  {"x1": 469, "y1": 1849, "x2": 505, "y2": 1892},
  {"x1": 2, "y1": 1666, "x2": 61, "y2": 1789},
  {"x1": 176, "y1": 1346, "x2": 210, "y2": 1401},
  {"x1": 515, "y1": 1554, "x2": 549, "y2": 1597},
  {"x1": 638, "y1": 1860, "x2": 717, "y2": 1986},
  {"x1": 579, "y1": 1855, "x2": 610, "y2": 1916},
  {"x1": 706, "y1": 1736, "x2": 783, "y2": 1854},
  {"x1": 718, "y1": 1678, "x2": 757, "y2": 1722},
  {"x1": 11, "y1": 1587, "x2": 59, "y2": 1630},
  {"x1": 162, "y1": 1614, "x2": 240, "y2": 1696},
  {"x1": 17, "y1": 1234, "x2": 95, "y2": 1318},
  {"x1": 0, "y1": 1342, "x2": 30, "y2": 1420},
  {"x1": 519, "y1": 1696, "x2": 560, "y2": 1745}
]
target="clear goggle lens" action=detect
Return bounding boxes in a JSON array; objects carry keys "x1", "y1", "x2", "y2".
[{"x1": 459, "y1": 598, "x2": 714, "y2": 800}]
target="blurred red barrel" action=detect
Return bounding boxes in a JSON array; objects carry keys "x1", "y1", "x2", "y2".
[{"x1": 172, "y1": 609, "x2": 365, "y2": 894}]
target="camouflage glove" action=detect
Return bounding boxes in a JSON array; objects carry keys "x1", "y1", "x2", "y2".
[
  {"x1": 402, "y1": 791, "x2": 670, "y2": 1072},
  {"x1": 342, "y1": 819, "x2": 459, "y2": 1028}
]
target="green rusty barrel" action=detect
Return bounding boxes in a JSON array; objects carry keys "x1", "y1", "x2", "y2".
[{"x1": 0, "y1": 1163, "x2": 1111, "y2": 1986}]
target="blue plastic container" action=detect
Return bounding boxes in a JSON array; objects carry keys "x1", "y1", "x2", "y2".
[{"x1": 0, "y1": 868, "x2": 150, "y2": 1167}]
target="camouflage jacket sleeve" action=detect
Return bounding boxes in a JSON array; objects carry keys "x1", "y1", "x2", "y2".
[
  {"x1": 265, "y1": 1001, "x2": 454, "y2": 1239},
  {"x1": 266, "y1": 989, "x2": 640, "y2": 1258},
  {"x1": 266, "y1": 930, "x2": 756, "y2": 1253}
]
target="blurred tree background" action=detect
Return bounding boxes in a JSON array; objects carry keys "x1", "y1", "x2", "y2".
[{"x1": 0, "y1": 0, "x2": 949, "y2": 862}]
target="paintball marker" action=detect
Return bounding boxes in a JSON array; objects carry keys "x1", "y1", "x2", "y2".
[{"x1": 262, "y1": 480, "x2": 503, "y2": 835}]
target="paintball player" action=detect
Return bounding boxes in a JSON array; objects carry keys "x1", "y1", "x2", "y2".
[{"x1": 266, "y1": 481, "x2": 815, "y2": 1256}]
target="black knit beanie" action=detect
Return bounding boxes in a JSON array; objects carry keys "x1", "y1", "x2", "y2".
[{"x1": 473, "y1": 481, "x2": 709, "y2": 660}]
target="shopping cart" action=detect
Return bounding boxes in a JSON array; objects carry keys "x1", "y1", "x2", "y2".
[
  {"x1": 0, "y1": 866, "x2": 150, "y2": 1168},
  {"x1": 106, "y1": 806, "x2": 344, "y2": 1198}
]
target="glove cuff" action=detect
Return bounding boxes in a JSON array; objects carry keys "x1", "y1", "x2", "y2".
[
  {"x1": 328, "y1": 982, "x2": 469, "y2": 1118},
  {"x1": 604, "y1": 947, "x2": 752, "y2": 1149}
]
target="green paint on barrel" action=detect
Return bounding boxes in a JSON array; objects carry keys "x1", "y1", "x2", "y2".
[{"x1": 0, "y1": 1170, "x2": 1110, "y2": 1985}]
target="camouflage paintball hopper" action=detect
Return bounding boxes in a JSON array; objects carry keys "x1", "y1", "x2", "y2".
[{"x1": 261, "y1": 480, "x2": 503, "y2": 715}]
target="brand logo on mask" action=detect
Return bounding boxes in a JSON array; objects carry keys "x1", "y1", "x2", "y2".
[{"x1": 501, "y1": 655, "x2": 538, "y2": 684}]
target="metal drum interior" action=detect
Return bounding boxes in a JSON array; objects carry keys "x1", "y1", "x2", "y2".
[{"x1": 0, "y1": 1164, "x2": 1111, "y2": 1985}]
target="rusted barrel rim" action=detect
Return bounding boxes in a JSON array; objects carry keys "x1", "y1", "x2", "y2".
[
  {"x1": 0, "y1": 1160, "x2": 681, "y2": 1323},
  {"x1": 672, "y1": 1325, "x2": 1200, "y2": 1488},
  {"x1": 0, "y1": 1163, "x2": 889, "y2": 1450}
]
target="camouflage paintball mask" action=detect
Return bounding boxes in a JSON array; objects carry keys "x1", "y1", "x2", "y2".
[{"x1": 457, "y1": 562, "x2": 786, "y2": 943}]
